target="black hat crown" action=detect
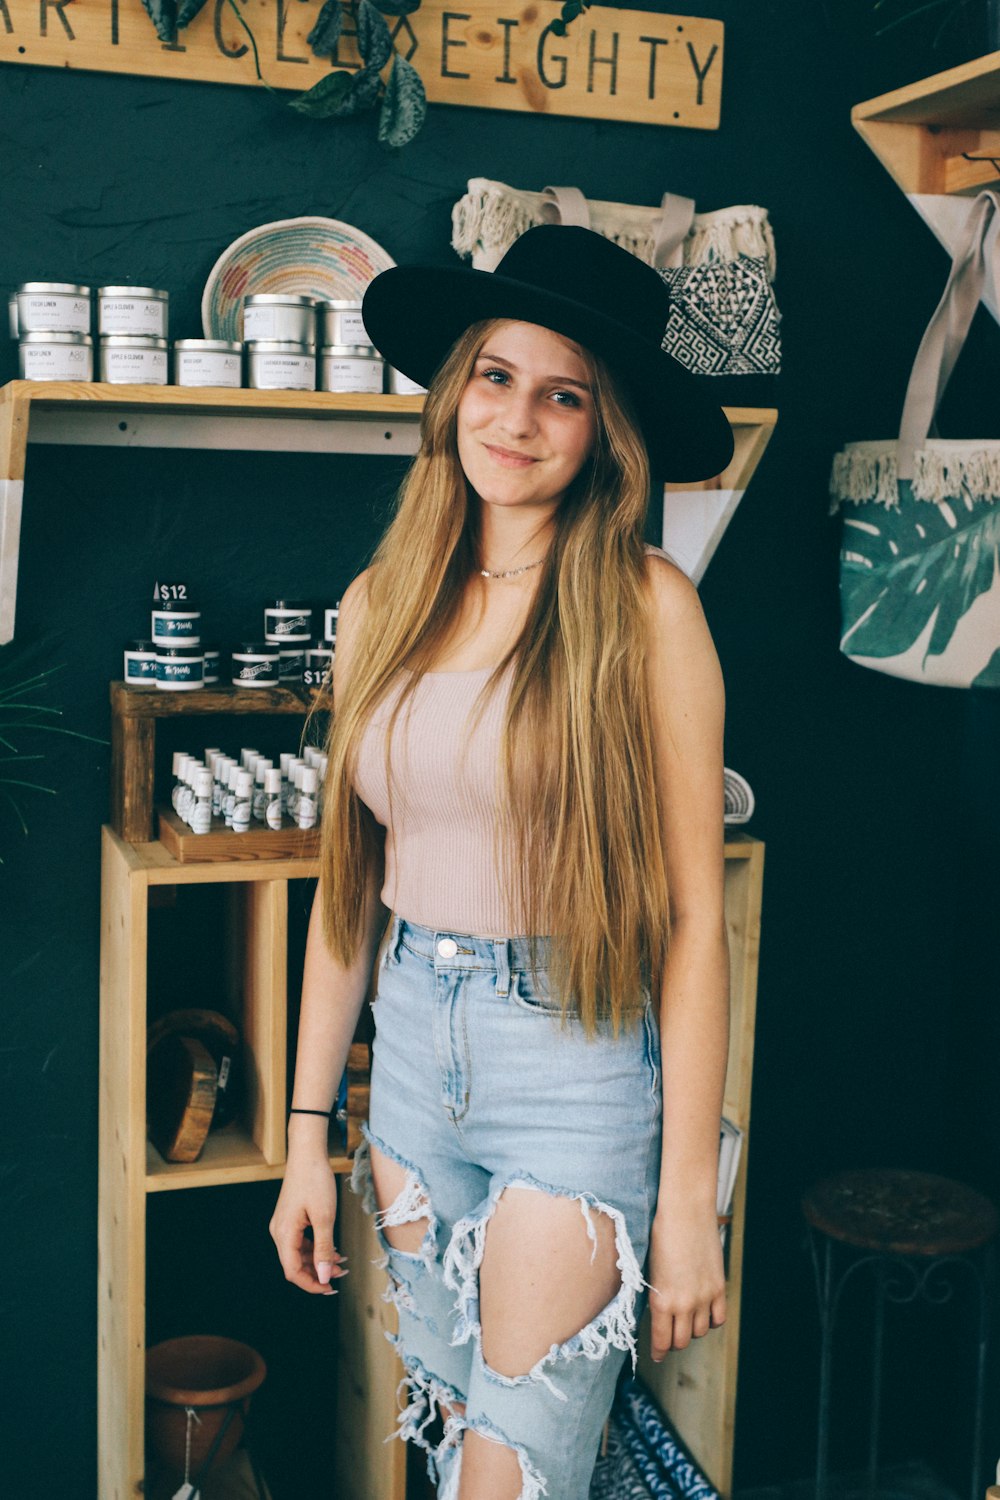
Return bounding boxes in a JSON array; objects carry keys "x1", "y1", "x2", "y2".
[{"x1": 494, "y1": 226, "x2": 672, "y2": 348}]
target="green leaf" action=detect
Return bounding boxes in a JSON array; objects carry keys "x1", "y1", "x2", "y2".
[
  {"x1": 307, "y1": 0, "x2": 343, "y2": 58},
  {"x1": 176, "y1": 0, "x2": 208, "y2": 27},
  {"x1": 289, "y1": 68, "x2": 355, "y2": 115},
  {"x1": 377, "y1": 52, "x2": 427, "y2": 148},
  {"x1": 550, "y1": 17, "x2": 566, "y2": 32},
  {"x1": 371, "y1": 0, "x2": 421, "y2": 15},
  {"x1": 339, "y1": 64, "x2": 383, "y2": 115},
  {"x1": 290, "y1": 63, "x2": 382, "y2": 117},
  {"x1": 838, "y1": 482, "x2": 1000, "y2": 684},
  {"x1": 357, "y1": 0, "x2": 393, "y2": 69},
  {"x1": 139, "y1": 0, "x2": 178, "y2": 43}
]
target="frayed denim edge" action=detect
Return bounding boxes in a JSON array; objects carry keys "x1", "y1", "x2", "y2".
[
  {"x1": 441, "y1": 1172, "x2": 646, "y2": 1400},
  {"x1": 437, "y1": 1409, "x2": 548, "y2": 1500},
  {"x1": 348, "y1": 1124, "x2": 439, "y2": 1272}
]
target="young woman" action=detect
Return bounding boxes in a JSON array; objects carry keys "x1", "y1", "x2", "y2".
[{"x1": 270, "y1": 224, "x2": 735, "y2": 1500}]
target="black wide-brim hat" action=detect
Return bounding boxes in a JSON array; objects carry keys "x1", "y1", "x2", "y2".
[{"x1": 361, "y1": 223, "x2": 735, "y2": 483}]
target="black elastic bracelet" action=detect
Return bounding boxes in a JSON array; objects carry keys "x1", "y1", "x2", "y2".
[{"x1": 289, "y1": 1107, "x2": 332, "y2": 1117}]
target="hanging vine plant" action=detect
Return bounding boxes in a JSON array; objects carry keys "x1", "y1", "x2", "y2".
[{"x1": 138, "y1": 0, "x2": 428, "y2": 147}]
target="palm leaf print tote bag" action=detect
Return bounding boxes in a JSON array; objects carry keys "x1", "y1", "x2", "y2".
[{"x1": 829, "y1": 188, "x2": 1000, "y2": 689}]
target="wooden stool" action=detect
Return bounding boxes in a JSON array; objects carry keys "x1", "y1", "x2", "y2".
[{"x1": 801, "y1": 1167, "x2": 998, "y2": 1500}]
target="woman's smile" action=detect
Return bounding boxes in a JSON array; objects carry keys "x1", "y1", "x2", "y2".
[{"x1": 484, "y1": 443, "x2": 540, "y2": 468}]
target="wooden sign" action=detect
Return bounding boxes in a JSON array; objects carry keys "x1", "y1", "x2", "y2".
[{"x1": 0, "y1": 0, "x2": 724, "y2": 129}]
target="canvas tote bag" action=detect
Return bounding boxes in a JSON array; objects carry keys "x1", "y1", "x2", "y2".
[
  {"x1": 829, "y1": 188, "x2": 1000, "y2": 690},
  {"x1": 451, "y1": 179, "x2": 781, "y2": 375}
]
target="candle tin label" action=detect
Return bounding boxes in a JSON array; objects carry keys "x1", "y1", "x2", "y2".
[
  {"x1": 19, "y1": 294, "x2": 90, "y2": 333},
  {"x1": 320, "y1": 356, "x2": 383, "y2": 394},
  {"x1": 176, "y1": 351, "x2": 242, "y2": 388},
  {"x1": 248, "y1": 353, "x2": 315, "y2": 391},
  {"x1": 21, "y1": 341, "x2": 93, "y2": 381},
  {"x1": 99, "y1": 298, "x2": 166, "y2": 336},
  {"x1": 102, "y1": 347, "x2": 168, "y2": 384}
]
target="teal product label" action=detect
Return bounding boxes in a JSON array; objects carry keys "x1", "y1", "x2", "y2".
[
  {"x1": 156, "y1": 658, "x2": 203, "y2": 684},
  {"x1": 125, "y1": 654, "x2": 157, "y2": 681},
  {"x1": 152, "y1": 613, "x2": 200, "y2": 640}
]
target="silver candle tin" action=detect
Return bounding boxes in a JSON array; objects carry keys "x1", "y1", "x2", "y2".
[
  {"x1": 319, "y1": 344, "x2": 384, "y2": 394},
  {"x1": 99, "y1": 334, "x2": 169, "y2": 385},
  {"x1": 242, "y1": 294, "x2": 317, "y2": 345},
  {"x1": 9, "y1": 292, "x2": 18, "y2": 339},
  {"x1": 246, "y1": 340, "x2": 316, "y2": 392},
  {"x1": 317, "y1": 299, "x2": 370, "y2": 348},
  {"x1": 19, "y1": 331, "x2": 93, "y2": 382},
  {"x1": 16, "y1": 282, "x2": 91, "y2": 334},
  {"x1": 174, "y1": 339, "x2": 243, "y2": 388},
  {"x1": 97, "y1": 286, "x2": 169, "y2": 338},
  {"x1": 388, "y1": 365, "x2": 428, "y2": 396}
]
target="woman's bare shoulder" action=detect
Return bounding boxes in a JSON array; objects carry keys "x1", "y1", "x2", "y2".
[{"x1": 641, "y1": 542, "x2": 701, "y2": 623}]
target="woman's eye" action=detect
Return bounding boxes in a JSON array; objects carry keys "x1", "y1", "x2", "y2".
[
  {"x1": 480, "y1": 368, "x2": 581, "y2": 407},
  {"x1": 551, "y1": 389, "x2": 581, "y2": 407},
  {"x1": 482, "y1": 367, "x2": 508, "y2": 384}
]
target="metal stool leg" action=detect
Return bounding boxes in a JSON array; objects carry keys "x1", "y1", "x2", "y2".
[
  {"x1": 808, "y1": 1229, "x2": 836, "y2": 1500},
  {"x1": 969, "y1": 1240, "x2": 995, "y2": 1500},
  {"x1": 866, "y1": 1257, "x2": 887, "y2": 1500}
]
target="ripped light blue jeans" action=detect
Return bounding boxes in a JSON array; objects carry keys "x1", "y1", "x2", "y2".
[{"x1": 348, "y1": 913, "x2": 663, "y2": 1500}]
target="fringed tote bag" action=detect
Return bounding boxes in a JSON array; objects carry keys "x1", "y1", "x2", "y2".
[
  {"x1": 829, "y1": 188, "x2": 1000, "y2": 690},
  {"x1": 451, "y1": 179, "x2": 781, "y2": 375}
]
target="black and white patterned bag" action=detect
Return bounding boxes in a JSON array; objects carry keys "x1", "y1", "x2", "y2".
[{"x1": 451, "y1": 179, "x2": 781, "y2": 376}]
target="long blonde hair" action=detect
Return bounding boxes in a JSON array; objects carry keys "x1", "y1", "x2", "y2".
[{"x1": 317, "y1": 316, "x2": 671, "y2": 1037}]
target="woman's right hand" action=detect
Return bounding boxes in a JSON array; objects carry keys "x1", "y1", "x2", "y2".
[{"x1": 269, "y1": 1149, "x2": 349, "y2": 1296}]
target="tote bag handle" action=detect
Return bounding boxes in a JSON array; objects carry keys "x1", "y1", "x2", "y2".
[
  {"x1": 897, "y1": 188, "x2": 1000, "y2": 481},
  {"x1": 538, "y1": 186, "x2": 697, "y2": 268}
]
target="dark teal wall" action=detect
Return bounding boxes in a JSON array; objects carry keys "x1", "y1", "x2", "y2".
[{"x1": 3, "y1": 1, "x2": 999, "y2": 1493}]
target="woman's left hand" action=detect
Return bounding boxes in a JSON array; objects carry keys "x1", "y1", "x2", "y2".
[{"x1": 646, "y1": 1202, "x2": 727, "y2": 1361}]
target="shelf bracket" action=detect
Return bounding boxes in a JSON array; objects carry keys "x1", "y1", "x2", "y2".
[{"x1": 0, "y1": 478, "x2": 24, "y2": 645}]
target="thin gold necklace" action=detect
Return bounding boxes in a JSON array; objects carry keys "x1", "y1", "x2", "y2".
[{"x1": 479, "y1": 556, "x2": 547, "y2": 579}]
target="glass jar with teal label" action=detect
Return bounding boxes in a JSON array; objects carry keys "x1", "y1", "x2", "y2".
[
  {"x1": 156, "y1": 647, "x2": 204, "y2": 691},
  {"x1": 151, "y1": 599, "x2": 201, "y2": 647}
]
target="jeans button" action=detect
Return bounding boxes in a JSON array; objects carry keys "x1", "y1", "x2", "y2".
[{"x1": 436, "y1": 937, "x2": 458, "y2": 958}]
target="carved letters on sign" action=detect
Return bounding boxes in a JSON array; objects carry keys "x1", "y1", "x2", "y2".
[{"x1": 0, "y1": 0, "x2": 724, "y2": 128}]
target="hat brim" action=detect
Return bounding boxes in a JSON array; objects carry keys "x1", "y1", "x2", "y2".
[{"x1": 362, "y1": 263, "x2": 735, "y2": 483}]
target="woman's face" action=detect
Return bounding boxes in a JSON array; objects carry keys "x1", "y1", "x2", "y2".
[{"x1": 456, "y1": 321, "x2": 598, "y2": 517}]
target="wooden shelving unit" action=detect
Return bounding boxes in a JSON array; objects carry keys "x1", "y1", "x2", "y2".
[
  {"x1": 0, "y1": 379, "x2": 776, "y2": 642},
  {"x1": 853, "y1": 51, "x2": 1000, "y2": 325},
  {"x1": 98, "y1": 826, "x2": 406, "y2": 1500}
]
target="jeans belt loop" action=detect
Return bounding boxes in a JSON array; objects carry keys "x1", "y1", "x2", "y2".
[{"x1": 493, "y1": 937, "x2": 512, "y2": 997}]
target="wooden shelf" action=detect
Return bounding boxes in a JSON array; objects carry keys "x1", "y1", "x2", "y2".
[
  {"x1": 853, "y1": 50, "x2": 1000, "y2": 197},
  {"x1": 853, "y1": 51, "x2": 1000, "y2": 329},
  {"x1": 110, "y1": 680, "x2": 328, "y2": 845},
  {"x1": 111, "y1": 681, "x2": 321, "y2": 717},
  {"x1": 146, "y1": 1121, "x2": 352, "y2": 1191},
  {"x1": 0, "y1": 379, "x2": 777, "y2": 643}
]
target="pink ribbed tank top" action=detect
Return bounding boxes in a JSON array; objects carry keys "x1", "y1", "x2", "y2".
[
  {"x1": 352, "y1": 658, "x2": 522, "y2": 938},
  {"x1": 351, "y1": 545, "x2": 669, "y2": 938}
]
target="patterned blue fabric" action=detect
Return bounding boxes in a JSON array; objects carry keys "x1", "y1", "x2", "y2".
[{"x1": 590, "y1": 1377, "x2": 721, "y2": 1500}]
